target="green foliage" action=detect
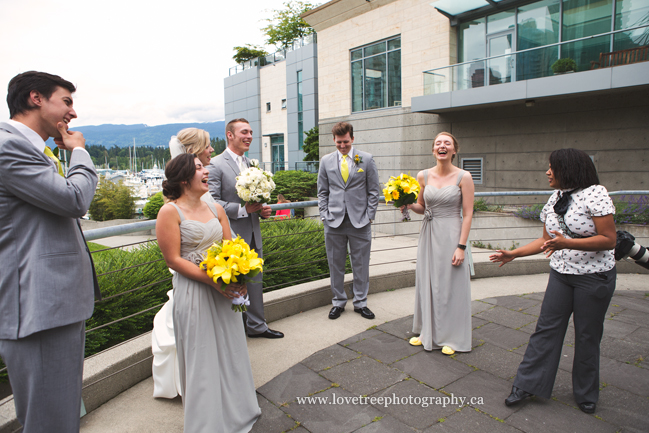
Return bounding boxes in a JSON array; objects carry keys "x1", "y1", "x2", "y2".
[
  {"x1": 260, "y1": 218, "x2": 350, "y2": 291},
  {"x1": 271, "y1": 170, "x2": 318, "y2": 217},
  {"x1": 302, "y1": 126, "x2": 319, "y2": 161},
  {"x1": 86, "y1": 145, "x2": 170, "y2": 170},
  {"x1": 472, "y1": 240, "x2": 519, "y2": 250},
  {"x1": 613, "y1": 195, "x2": 649, "y2": 225},
  {"x1": 515, "y1": 203, "x2": 544, "y2": 221},
  {"x1": 211, "y1": 137, "x2": 227, "y2": 156},
  {"x1": 233, "y1": 44, "x2": 269, "y2": 64},
  {"x1": 85, "y1": 242, "x2": 172, "y2": 357},
  {"x1": 551, "y1": 58, "x2": 577, "y2": 73},
  {"x1": 89, "y1": 176, "x2": 136, "y2": 221},
  {"x1": 473, "y1": 198, "x2": 503, "y2": 212},
  {"x1": 143, "y1": 192, "x2": 165, "y2": 219},
  {"x1": 263, "y1": 1, "x2": 316, "y2": 49}
]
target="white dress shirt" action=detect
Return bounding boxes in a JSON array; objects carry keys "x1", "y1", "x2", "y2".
[
  {"x1": 225, "y1": 147, "x2": 249, "y2": 218},
  {"x1": 6, "y1": 119, "x2": 89, "y2": 158}
]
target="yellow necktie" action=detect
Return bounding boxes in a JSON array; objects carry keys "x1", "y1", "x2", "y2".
[
  {"x1": 341, "y1": 154, "x2": 349, "y2": 183},
  {"x1": 43, "y1": 146, "x2": 64, "y2": 177}
]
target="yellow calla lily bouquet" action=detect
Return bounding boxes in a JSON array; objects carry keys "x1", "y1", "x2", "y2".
[
  {"x1": 383, "y1": 173, "x2": 420, "y2": 221},
  {"x1": 200, "y1": 235, "x2": 264, "y2": 312}
]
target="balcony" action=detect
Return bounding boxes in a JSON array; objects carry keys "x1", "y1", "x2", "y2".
[{"x1": 412, "y1": 26, "x2": 649, "y2": 113}]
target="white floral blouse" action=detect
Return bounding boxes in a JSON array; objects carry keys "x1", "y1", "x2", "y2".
[{"x1": 540, "y1": 185, "x2": 615, "y2": 275}]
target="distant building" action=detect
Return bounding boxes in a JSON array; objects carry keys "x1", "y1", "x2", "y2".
[
  {"x1": 224, "y1": 35, "x2": 319, "y2": 173},
  {"x1": 302, "y1": 0, "x2": 649, "y2": 193}
]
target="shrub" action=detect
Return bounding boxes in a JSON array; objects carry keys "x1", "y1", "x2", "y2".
[
  {"x1": 143, "y1": 192, "x2": 165, "y2": 219},
  {"x1": 551, "y1": 58, "x2": 577, "y2": 74},
  {"x1": 260, "y1": 218, "x2": 350, "y2": 291},
  {"x1": 515, "y1": 203, "x2": 544, "y2": 221},
  {"x1": 271, "y1": 170, "x2": 318, "y2": 217},
  {"x1": 474, "y1": 198, "x2": 503, "y2": 212},
  {"x1": 85, "y1": 242, "x2": 172, "y2": 357},
  {"x1": 613, "y1": 195, "x2": 649, "y2": 225}
]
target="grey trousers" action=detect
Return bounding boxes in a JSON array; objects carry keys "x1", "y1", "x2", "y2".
[
  {"x1": 514, "y1": 267, "x2": 616, "y2": 404},
  {"x1": 0, "y1": 321, "x2": 85, "y2": 433},
  {"x1": 244, "y1": 236, "x2": 268, "y2": 335},
  {"x1": 324, "y1": 216, "x2": 372, "y2": 309}
]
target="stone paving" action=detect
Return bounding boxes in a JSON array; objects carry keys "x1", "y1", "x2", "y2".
[{"x1": 252, "y1": 290, "x2": 649, "y2": 433}]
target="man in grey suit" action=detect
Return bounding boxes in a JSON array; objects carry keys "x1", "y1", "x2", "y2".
[
  {"x1": 208, "y1": 118, "x2": 283, "y2": 339},
  {"x1": 0, "y1": 71, "x2": 99, "y2": 432},
  {"x1": 318, "y1": 121, "x2": 380, "y2": 320}
]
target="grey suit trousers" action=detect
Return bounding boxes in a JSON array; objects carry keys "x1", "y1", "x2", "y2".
[
  {"x1": 0, "y1": 321, "x2": 85, "y2": 433},
  {"x1": 324, "y1": 215, "x2": 372, "y2": 308},
  {"x1": 514, "y1": 268, "x2": 616, "y2": 404}
]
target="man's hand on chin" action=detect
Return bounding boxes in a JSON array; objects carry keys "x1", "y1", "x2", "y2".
[{"x1": 54, "y1": 122, "x2": 85, "y2": 151}]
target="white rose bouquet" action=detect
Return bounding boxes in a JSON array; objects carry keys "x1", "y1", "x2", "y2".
[{"x1": 235, "y1": 159, "x2": 276, "y2": 207}]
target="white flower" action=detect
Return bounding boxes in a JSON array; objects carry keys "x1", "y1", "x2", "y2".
[{"x1": 235, "y1": 165, "x2": 275, "y2": 205}]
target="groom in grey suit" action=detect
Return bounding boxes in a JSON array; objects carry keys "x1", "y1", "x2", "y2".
[
  {"x1": 318, "y1": 121, "x2": 380, "y2": 320},
  {"x1": 208, "y1": 118, "x2": 283, "y2": 339},
  {"x1": 0, "y1": 71, "x2": 99, "y2": 432}
]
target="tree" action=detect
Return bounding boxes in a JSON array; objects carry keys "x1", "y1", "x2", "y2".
[
  {"x1": 89, "y1": 176, "x2": 136, "y2": 221},
  {"x1": 302, "y1": 126, "x2": 319, "y2": 161},
  {"x1": 143, "y1": 192, "x2": 164, "y2": 219},
  {"x1": 211, "y1": 137, "x2": 227, "y2": 156},
  {"x1": 233, "y1": 44, "x2": 269, "y2": 64},
  {"x1": 263, "y1": 1, "x2": 316, "y2": 49}
]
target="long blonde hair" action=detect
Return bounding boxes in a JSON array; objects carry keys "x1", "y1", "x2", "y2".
[{"x1": 177, "y1": 128, "x2": 210, "y2": 155}]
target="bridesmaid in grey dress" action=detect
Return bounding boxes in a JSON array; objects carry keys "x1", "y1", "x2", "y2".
[
  {"x1": 403, "y1": 132, "x2": 475, "y2": 354},
  {"x1": 156, "y1": 154, "x2": 260, "y2": 433}
]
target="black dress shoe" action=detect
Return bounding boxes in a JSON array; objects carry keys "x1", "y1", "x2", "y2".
[
  {"x1": 354, "y1": 307, "x2": 375, "y2": 319},
  {"x1": 248, "y1": 329, "x2": 284, "y2": 339},
  {"x1": 329, "y1": 306, "x2": 344, "y2": 320},
  {"x1": 505, "y1": 386, "x2": 533, "y2": 406},
  {"x1": 579, "y1": 402, "x2": 596, "y2": 414}
]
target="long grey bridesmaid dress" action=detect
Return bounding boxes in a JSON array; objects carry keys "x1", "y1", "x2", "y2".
[
  {"x1": 412, "y1": 170, "x2": 472, "y2": 352},
  {"x1": 170, "y1": 202, "x2": 260, "y2": 433}
]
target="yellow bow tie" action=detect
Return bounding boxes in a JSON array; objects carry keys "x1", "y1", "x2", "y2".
[
  {"x1": 43, "y1": 146, "x2": 64, "y2": 177},
  {"x1": 341, "y1": 154, "x2": 349, "y2": 183}
]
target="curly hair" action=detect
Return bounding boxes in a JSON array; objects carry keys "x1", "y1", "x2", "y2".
[
  {"x1": 549, "y1": 148, "x2": 599, "y2": 189},
  {"x1": 162, "y1": 154, "x2": 197, "y2": 200}
]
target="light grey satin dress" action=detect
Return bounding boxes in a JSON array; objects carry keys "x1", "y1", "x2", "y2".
[
  {"x1": 170, "y1": 203, "x2": 260, "y2": 433},
  {"x1": 412, "y1": 171, "x2": 472, "y2": 352}
]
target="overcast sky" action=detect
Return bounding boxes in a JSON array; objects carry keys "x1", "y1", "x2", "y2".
[{"x1": 0, "y1": 0, "x2": 290, "y2": 127}]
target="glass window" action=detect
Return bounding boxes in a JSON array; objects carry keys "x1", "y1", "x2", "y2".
[
  {"x1": 297, "y1": 71, "x2": 303, "y2": 149},
  {"x1": 351, "y1": 49, "x2": 363, "y2": 61},
  {"x1": 266, "y1": 102, "x2": 271, "y2": 112},
  {"x1": 459, "y1": 18, "x2": 486, "y2": 62},
  {"x1": 517, "y1": 0, "x2": 560, "y2": 80},
  {"x1": 562, "y1": 0, "x2": 612, "y2": 40},
  {"x1": 364, "y1": 41, "x2": 386, "y2": 57},
  {"x1": 281, "y1": 99, "x2": 287, "y2": 109},
  {"x1": 487, "y1": 9, "x2": 516, "y2": 34},
  {"x1": 298, "y1": 112, "x2": 304, "y2": 150},
  {"x1": 351, "y1": 37, "x2": 401, "y2": 112},
  {"x1": 614, "y1": 0, "x2": 649, "y2": 50},
  {"x1": 562, "y1": 0, "x2": 612, "y2": 71}
]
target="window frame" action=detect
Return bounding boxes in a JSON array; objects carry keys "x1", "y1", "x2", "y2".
[{"x1": 350, "y1": 35, "x2": 402, "y2": 113}]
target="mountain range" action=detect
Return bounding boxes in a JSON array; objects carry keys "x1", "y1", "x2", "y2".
[{"x1": 46, "y1": 121, "x2": 225, "y2": 149}]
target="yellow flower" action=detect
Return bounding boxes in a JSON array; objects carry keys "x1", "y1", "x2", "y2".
[{"x1": 392, "y1": 190, "x2": 399, "y2": 200}]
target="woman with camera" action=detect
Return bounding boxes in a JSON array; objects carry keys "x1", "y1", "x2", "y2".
[{"x1": 490, "y1": 148, "x2": 616, "y2": 414}]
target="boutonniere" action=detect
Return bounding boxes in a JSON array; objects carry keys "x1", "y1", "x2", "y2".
[
  {"x1": 354, "y1": 154, "x2": 362, "y2": 164},
  {"x1": 249, "y1": 159, "x2": 260, "y2": 168},
  {"x1": 357, "y1": 168, "x2": 364, "y2": 173}
]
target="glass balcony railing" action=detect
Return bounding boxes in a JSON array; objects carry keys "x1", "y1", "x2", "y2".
[
  {"x1": 424, "y1": 25, "x2": 649, "y2": 95},
  {"x1": 229, "y1": 34, "x2": 317, "y2": 76}
]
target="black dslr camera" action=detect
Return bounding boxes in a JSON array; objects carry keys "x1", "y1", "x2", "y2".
[{"x1": 615, "y1": 230, "x2": 649, "y2": 270}]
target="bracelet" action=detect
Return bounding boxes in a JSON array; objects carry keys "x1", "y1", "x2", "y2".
[{"x1": 457, "y1": 244, "x2": 466, "y2": 250}]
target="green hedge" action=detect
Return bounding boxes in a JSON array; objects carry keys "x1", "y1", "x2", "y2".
[{"x1": 260, "y1": 218, "x2": 351, "y2": 291}]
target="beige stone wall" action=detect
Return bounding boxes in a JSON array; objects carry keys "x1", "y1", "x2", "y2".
[
  {"x1": 259, "y1": 62, "x2": 288, "y2": 165},
  {"x1": 315, "y1": 0, "x2": 452, "y2": 120}
]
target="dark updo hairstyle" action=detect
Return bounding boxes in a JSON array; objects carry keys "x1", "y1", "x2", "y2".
[
  {"x1": 549, "y1": 148, "x2": 600, "y2": 190},
  {"x1": 162, "y1": 154, "x2": 197, "y2": 200}
]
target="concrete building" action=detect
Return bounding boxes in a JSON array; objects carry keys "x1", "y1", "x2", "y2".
[
  {"x1": 303, "y1": 0, "x2": 649, "y2": 194},
  {"x1": 224, "y1": 35, "x2": 319, "y2": 173}
]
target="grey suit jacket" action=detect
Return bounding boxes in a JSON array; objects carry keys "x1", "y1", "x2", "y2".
[
  {"x1": 317, "y1": 149, "x2": 380, "y2": 229},
  {"x1": 208, "y1": 152, "x2": 262, "y2": 250},
  {"x1": 0, "y1": 122, "x2": 99, "y2": 339}
]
